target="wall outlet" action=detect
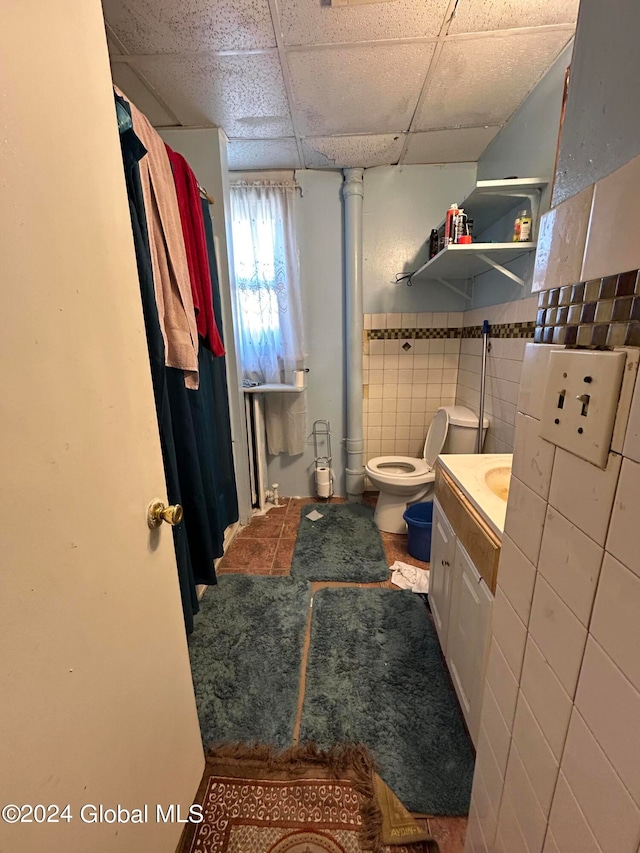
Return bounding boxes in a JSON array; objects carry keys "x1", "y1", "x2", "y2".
[{"x1": 540, "y1": 350, "x2": 626, "y2": 469}]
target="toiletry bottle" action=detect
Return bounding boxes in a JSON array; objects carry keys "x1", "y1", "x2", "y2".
[
  {"x1": 513, "y1": 209, "x2": 532, "y2": 242},
  {"x1": 445, "y1": 203, "x2": 458, "y2": 245},
  {"x1": 454, "y1": 209, "x2": 467, "y2": 244}
]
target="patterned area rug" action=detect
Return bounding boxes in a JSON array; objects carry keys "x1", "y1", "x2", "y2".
[
  {"x1": 290, "y1": 503, "x2": 390, "y2": 583},
  {"x1": 178, "y1": 744, "x2": 438, "y2": 853}
]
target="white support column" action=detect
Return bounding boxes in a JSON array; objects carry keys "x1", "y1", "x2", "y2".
[{"x1": 343, "y1": 168, "x2": 365, "y2": 502}]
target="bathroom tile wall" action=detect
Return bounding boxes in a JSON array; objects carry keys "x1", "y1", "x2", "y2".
[
  {"x1": 456, "y1": 297, "x2": 538, "y2": 453},
  {"x1": 465, "y1": 151, "x2": 640, "y2": 853},
  {"x1": 362, "y1": 312, "x2": 462, "y2": 463},
  {"x1": 363, "y1": 300, "x2": 538, "y2": 465}
]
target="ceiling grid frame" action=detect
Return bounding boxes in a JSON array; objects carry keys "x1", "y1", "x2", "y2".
[{"x1": 103, "y1": 0, "x2": 578, "y2": 170}]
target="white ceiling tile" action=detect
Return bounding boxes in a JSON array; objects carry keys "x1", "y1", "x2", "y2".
[
  {"x1": 302, "y1": 134, "x2": 405, "y2": 168},
  {"x1": 404, "y1": 126, "x2": 500, "y2": 163},
  {"x1": 135, "y1": 53, "x2": 294, "y2": 137},
  {"x1": 279, "y1": 0, "x2": 448, "y2": 47},
  {"x1": 101, "y1": 0, "x2": 276, "y2": 53},
  {"x1": 449, "y1": 0, "x2": 579, "y2": 34},
  {"x1": 415, "y1": 30, "x2": 573, "y2": 131},
  {"x1": 288, "y1": 43, "x2": 436, "y2": 136},
  {"x1": 228, "y1": 139, "x2": 301, "y2": 170},
  {"x1": 110, "y1": 62, "x2": 178, "y2": 126}
]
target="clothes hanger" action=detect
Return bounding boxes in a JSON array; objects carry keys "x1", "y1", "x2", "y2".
[{"x1": 198, "y1": 183, "x2": 215, "y2": 205}]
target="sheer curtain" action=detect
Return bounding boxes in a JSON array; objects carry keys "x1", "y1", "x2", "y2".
[{"x1": 230, "y1": 181, "x2": 307, "y2": 455}]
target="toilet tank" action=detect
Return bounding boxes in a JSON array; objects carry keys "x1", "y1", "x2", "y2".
[{"x1": 441, "y1": 405, "x2": 489, "y2": 453}]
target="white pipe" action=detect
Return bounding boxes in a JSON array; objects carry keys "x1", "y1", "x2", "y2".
[{"x1": 343, "y1": 168, "x2": 365, "y2": 502}]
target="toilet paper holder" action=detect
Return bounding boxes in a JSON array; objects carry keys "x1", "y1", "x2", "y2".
[{"x1": 312, "y1": 419, "x2": 333, "y2": 499}]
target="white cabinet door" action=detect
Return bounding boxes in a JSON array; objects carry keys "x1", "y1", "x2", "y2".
[
  {"x1": 447, "y1": 540, "x2": 493, "y2": 744},
  {"x1": 429, "y1": 498, "x2": 457, "y2": 653}
]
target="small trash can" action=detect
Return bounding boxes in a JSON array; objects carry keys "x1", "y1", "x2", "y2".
[{"x1": 403, "y1": 502, "x2": 434, "y2": 563}]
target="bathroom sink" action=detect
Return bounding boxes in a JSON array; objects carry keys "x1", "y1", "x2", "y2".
[{"x1": 485, "y1": 466, "x2": 511, "y2": 502}]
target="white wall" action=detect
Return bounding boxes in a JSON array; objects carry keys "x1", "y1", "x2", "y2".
[
  {"x1": 471, "y1": 43, "x2": 573, "y2": 310},
  {"x1": 267, "y1": 170, "x2": 346, "y2": 496},
  {"x1": 363, "y1": 164, "x2": 476, "y2": 314}
]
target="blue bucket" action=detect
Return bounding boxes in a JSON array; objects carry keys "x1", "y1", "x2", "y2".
[{"x1": 403, "y1": 501, "x2": 434, "y2": 563}]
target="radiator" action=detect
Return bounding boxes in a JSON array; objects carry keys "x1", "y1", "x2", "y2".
[{"x1": 244, "y1": 392, "x2": 269, "y2": 511}]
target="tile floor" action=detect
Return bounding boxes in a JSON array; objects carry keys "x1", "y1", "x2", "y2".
[{"x1": 216, "y1": 493, "x2": 466, "y2": 853}]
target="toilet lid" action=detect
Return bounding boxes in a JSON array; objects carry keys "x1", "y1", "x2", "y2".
[{"x1": 423, "y1": 408, "x2": 450, "y2": 468}]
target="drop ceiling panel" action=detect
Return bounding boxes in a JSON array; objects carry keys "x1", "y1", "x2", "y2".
[
  {"x1": 111, "y1": 62, "x2": 178, "y2": 127},
  {"x1": 302, "y1": 134, "x2": 405, "y2": 168},
  {"x1": 404, "y1": 126, "x2": 500, "y2": 163},
  {"x1": 228, "y1": 139, "x2": 302, "y2": 170},
  {"x1": 135, "y1": 53, "x2": 294, "y2": 137},
  {"x1": 449, "y1": 0, "x2": 580, "y2": 34},
  {"x1": 288, "y1": 43, "x2": 436, "y2": 136},
  {"x1": 415, "y1": 30, "x2": 573, "y2": 131},
  {"x1": 279, "y1": 0, "x2": 448, "y2": 47},
  {"x1": 101, "y1": 0, "x2": 276, "y2": 53}
]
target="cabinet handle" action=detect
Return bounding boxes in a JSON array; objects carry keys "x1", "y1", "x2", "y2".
[{"x1": 442, "y1": 559, "x2": 450, "y2": 567}]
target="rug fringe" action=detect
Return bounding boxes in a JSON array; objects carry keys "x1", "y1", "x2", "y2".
[{"x1": 207, "y1": 741, "x2": 389, "y2": 852}]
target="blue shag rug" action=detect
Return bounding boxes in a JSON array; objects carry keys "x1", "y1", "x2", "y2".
[
  {"x1": 290, "y1": 502, "x2": 390, "y2": 583},
  {"x1": 299, "y1": 587, "x2": 475, "y2": 815},
  {"x1": 189, "y1": 575, "x2": 311, "y2": 748}
]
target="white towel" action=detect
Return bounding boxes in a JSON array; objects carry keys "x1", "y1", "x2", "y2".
[{"x1": 390, "y1": 560, "x2": 430, "y2": 593}]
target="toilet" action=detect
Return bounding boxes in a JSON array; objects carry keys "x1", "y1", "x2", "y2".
[{"x1": 365, "y1": 405, "x2": 489, "y2": 534}]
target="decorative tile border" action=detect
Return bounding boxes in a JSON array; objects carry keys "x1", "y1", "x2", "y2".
[
  {"x1": 536, "y1": 269, "x2": 640, "y2": 347},
  {"x1": 366, "y1": 322, "x2": 535, "y2": 342}
]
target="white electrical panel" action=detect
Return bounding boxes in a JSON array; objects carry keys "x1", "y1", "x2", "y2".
[{"x1": 539, "y1": 350, "x2": 626, "y2": 469}]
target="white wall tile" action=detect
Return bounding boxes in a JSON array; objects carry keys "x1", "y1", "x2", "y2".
[
  {"x1": 495, "y1": 787, "x2": 530, "y2": 853},
  {"x1": 503, "y1": 475, "x2": 547, "y2": 566},
  {"x1": 561, "y1": 709, "x2": 640, "y2": 853},
  {"x1": 386, "y1": 313, "x2": 402, "y2": 328},
  {"x1": 503, "y1": 745, "x2": 548, "y2": 853},
  {"x1": 591, "y1": 553, "x2": 640, "y2": 693},
  {"x1": 532, "y1": 184, "x2": 593, "y2": 293},
  {"x1": 469, "y1": 765, "x2": 497, "y2": 852},
  {"x1": 479, "y1": 683, "x2": 512, "y2": 777},
  {"x1": 582, "y1": 153, "x2": 640, "y2": 281},
  {"x1": 518, "y1": 344, "x2": 565, "y2": 420},
  {"x1": 537, "y1": 505, "x2": 604, "y2": 626},
  {"x1": 448, "y1": 311, "x2": 464, "y2": 327},
  {"x1": 432, "y1": 312, "x2": 447, "y2": 327},
  {"x1": 607, "y1": 458, "x2": 640, "y2": 578},
  {"x1": 529, "y1": 575, "x2": 588, "y2": 697},
  {"x1": 363, "y1": 313, "x2": 372, "y2": 330},
  {"x1": 548, "y1": 450, "x2": 622, "y2": 547},
  {"x1": 486, "y1": 637, "x2": 520, "y2": 730},
  {"x1": 611, "y1": 347, "x2": 639, "y2": 455},
  {"x1": 476, "y1": 722, "x2": 509, "y2": 817},
  {"x1": 492, "y1": 587, "x2": 527, "y2": 679},
  {"x1": 547, "y1": 772, "x2": 602, "y2": 853},
  {"x1": 401, "y1": 312, "x2": 416, "y2": 328},
  {"x1": 512, "y1": 412, "x2": 556, "y2": 500},
  {"x1": 416, "y1": 312, "x2": 432, "y2": 328},
  {"x1": 624, "y1": 364, "x2": 640, "y2": 463},
  {"x1": 371, "y1": 313, "x2": 386, "y2": 329},
  {"x1": 576, "y1": 637, "x2": 640, "y2": 806},
  {"x1": 512, "y1": 693, "x2": 559, "y2": 814},
  {"x1": 497, "y1": 534, "x2": 537, "y2": 625}
]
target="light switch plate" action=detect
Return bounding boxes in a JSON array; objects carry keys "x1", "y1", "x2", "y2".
[{"x1": 540, "y1": 350, "x2": 626, "y2": 468}]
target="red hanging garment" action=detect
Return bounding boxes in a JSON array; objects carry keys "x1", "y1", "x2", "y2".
[{"x1": 166, "y1": 145, "x2": 225, "y2": 357}]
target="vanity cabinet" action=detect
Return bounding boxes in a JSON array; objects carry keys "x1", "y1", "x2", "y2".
[
  {"x1": 429, "y1": 499, "x2": 456, "y2": 654},
  {"x1": 430, "y1": 490, "x2": 496, "y2": 745},
  {"x1": 446, "y1": 540, "x2": 493, "y2": 742}
]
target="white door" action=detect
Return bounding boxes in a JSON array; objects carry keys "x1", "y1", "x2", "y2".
[
  {"x1": 446, "y1": 540, "x2": 493, "y2": 744},
  {"x1": 0, "y1": 3, "x2": 204, "y2": 851},
  {"x1": 429, "y1": 499, "x2": 457, "y2": 653}
]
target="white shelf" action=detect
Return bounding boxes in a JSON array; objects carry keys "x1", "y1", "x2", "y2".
[
  {"x1": 243, "y1": 383, "x2": 306, "y2": 394},
  {"x1": 461, "y1": 178, "x2": 548, "y2": 236},
  {"x1": 413, "y1": 242, "x2": 537, "y2": 284}
]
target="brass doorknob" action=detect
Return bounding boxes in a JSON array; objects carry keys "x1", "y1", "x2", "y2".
[{"x1": 147, "y1": 500, "x2": 184, "y2": 529}]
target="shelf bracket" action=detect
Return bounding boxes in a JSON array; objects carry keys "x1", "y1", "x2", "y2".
[
  {"x1": 475, "y1": 254, "x2": 525, "y2": 287},
  {"x1": 435, "y1": 278, "x2": 472, "y2": 302}
]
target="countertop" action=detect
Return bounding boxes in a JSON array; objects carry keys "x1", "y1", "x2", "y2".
[{"x1": 437, "y1": 453, "x2": 513, "y2": 539}]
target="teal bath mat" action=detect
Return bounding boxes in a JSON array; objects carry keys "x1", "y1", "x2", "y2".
[
  {"x1": 189, "y1": 575, "x2": 311, "y2": 748},
  {"x1": 290, "y1": 503, "x2": 389, "y2": 583},
  {"x1": 300, "y1": 587, "x2": 475, "y2": 815}
]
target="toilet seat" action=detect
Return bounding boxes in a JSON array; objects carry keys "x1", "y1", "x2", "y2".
[{"x1": 366, "y1": 456, "x2": 431, "y2": 478}]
